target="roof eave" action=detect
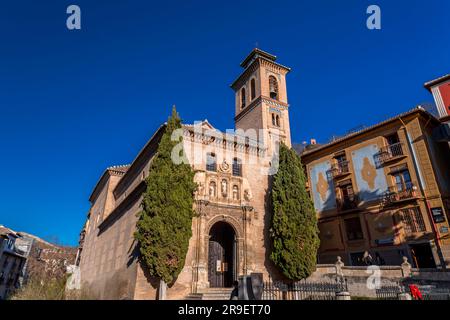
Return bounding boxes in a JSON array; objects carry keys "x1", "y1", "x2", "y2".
[
  {"x1": 424, "y1": 74, "x2": 450, "y2": 91},
  {"x1": 301, "y1": 107, "x2": 439, "y2": 157}
]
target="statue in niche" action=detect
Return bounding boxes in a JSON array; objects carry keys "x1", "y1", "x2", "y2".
[
  {"x1": 209, "y1": 181, "x2": 216, "y2": 198},
  {"x1": 221, "y1": 179, "x2": 228, "y2": 197},
  {"x1": 244, "y1": 189, "x2": 252, "y2": 201},
  {"x1": 196, "y1": 182, "x2": 204, "y2": 196},
  {"x1": 232, "y1": 185, "x2": 239, "y2": 201}
]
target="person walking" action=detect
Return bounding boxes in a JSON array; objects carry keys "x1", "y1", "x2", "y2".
[{"x1": 230, "y1": 281, "x2": 239, "y2": 300}]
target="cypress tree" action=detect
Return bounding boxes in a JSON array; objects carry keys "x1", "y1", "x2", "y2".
[
  {"x1": 134, "y1": 106, "x2": 197, "y2": 297},
  {"x1": 270, "y1": 143, "x2": 320, "y2": 280}
]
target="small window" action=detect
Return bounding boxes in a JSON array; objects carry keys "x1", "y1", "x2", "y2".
[
  {"x1": 271, "y1": 114, "x2": 276, "y2": 126},
  {"x1": 276, "y1": 115, "x2": 280, "y2": 127},
  {"x1": 206, "y1": 153, "x2": 217, "y2": 172},
  {"x1": 344, "y1": 217, "x2": 363, "y2": 241},
  {"x1": 335, "y1": 154, "x2": 347, "y2": 164},
  {"x1": 392, "y1": 169, "x2": 412, "y2": 192},
  {"x1": 232, "y1": 158, "x2": 242, "y2": 177},
  {"x1": 385, "y1": 133, "x2": 400, "y2": 146},
  {"x1": 241, "y1": 87, "x2": 246, "y2": 108},
  {"x1": 250, "y1": 79, "x2": 256, "y2": 100}
]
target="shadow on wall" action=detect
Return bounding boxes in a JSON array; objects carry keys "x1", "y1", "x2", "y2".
[{"x1": 137, "y1": 240, "x2": 186, "y2": 299}]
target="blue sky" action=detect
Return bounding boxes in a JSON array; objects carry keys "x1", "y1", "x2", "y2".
[{"x1": 0, "y1": 1, "x2": 449, "y2": 245}]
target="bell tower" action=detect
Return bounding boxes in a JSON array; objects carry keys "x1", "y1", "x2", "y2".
[{"x1": 231, "y1": 48, "x2": 292, "y2": 152}]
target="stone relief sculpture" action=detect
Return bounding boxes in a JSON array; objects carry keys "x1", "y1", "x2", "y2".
[
  {"x1": 219, "y1": 159, "x2": 230, "y2": 173},
  {"x1": 244, "y1": 189, "x2": 252, "y2": 201},
  {"x1": 196, "y1": 182, "x2": 204, "y2": 196}
]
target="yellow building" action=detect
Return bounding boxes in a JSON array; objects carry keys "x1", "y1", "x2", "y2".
[{"x1": 301, "y1": 107, "x2": 450, "y2": 268}]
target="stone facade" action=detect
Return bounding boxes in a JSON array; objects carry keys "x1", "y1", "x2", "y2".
[{"x1": 78, "y1": 49, "x2": 292, "y2": 299}]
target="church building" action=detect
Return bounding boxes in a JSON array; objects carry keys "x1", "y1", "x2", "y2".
[{"x1": 77, "y1": 49, "x2": 292, "y2": 299}]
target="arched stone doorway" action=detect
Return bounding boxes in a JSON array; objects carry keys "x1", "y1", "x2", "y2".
[{"x1": 208, "y1": 221, "x2": 237, "y2": 288}]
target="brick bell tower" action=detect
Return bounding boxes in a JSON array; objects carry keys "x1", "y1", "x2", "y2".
[{"x1": 231, "y1": 49, "x2": 292, "y2": 155}]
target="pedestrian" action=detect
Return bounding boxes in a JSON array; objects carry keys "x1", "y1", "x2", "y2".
[{"x1": 230, "y1": 280, "x2": 239, "y2": 300}]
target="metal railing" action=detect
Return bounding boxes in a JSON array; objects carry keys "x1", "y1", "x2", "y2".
[
  {"x1": 330, "y1": 161, "x2": 350, "y2": 178},
  {"x1": 262, "y1": 277, "x2": 348, "y2": 300},
  {"x1": 376, "y1": 283, "x2": 404, "y2": 300},
  {"x1": 378, "y1": 283, "x2": 450, "y2": 300},
  {"x1": 381, "y1": 182, "x2": 418, "y2": 205},
  {"x1": 337, "y1": 195, "x2": 359, "y2": 212},
  {"x1": 375, "y1": 142, "x2": 405, "y2": 166}
]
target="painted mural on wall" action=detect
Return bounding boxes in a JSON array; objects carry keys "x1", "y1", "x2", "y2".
[
  {"x1": 309, "y1": 161, "x2": 336, "y2": 212},
  {"x1": 351, "y1": 144, "x2": 388, "y2": 201}
]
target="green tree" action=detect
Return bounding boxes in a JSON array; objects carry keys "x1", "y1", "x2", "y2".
[
  {"x1": 134, "y1": 106, "x2": 197, "y2": 298},
  {"x1": 270, "y1": 143, "x2": 320, "y2": 280}
]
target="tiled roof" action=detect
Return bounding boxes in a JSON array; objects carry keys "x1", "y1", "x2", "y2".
[
  {"x1": 107, "y1": 164, "x2": 130, "y2": 174},
  {"x1": 301, "y1": 106, "x2": 438, "y2": 156},
  {"x1": 240, "y1": 48, "x2": 277, "y2": 68},
  {"x1": 0, "y1": 225, "x2": 17, "y2": 237}
]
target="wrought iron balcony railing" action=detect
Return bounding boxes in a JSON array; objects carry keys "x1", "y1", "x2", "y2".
[
  {"x1": 375, "y1": 142, "x2": 405, "y2": 166},
  {"x1": 337, "y1": 195, "x2": 360, "y2": 212},
  {"x1": 330, "y1": 161, "x2": 350, "y2": 178},
  {"x1": 381, "y1": 182, "x2": 419, "y2": 205}
]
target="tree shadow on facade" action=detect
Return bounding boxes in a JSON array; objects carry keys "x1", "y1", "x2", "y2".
[{"x1": 130, "y1": 239, "x2": 184, "y2": 299}]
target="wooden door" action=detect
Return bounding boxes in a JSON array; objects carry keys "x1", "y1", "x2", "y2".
[{"x1": 208, "y1": 240, "x2": 224, "y2": 288}]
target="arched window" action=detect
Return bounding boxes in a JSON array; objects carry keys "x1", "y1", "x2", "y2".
[
  {"x1": 209, "y1": 181, "x2": 216, "y2": 198},
  {"x1": 269, "y1": 76, "x2": 279, "y2": 100},
  {"x1": 271, "y1": 114, "x2": 276, "y2": 126},
  {"x1": 232, "y1": 158, "x2": 242, "y2": 177},
  {"x1": 232, "y1": 185, "x2": 239, "y2": 201},
  {"x1": 250, "y1": 79, "x2": 256, "y2": 100},
  {"x1": 276, "y1": 115, "x2": 280, "y2": 127},
  {"x1": 206, "y1": 153, "x2": 217, "y2": 171},
  {"x1": 241, "y1": 87, "x2": 246, "y2": 108}
]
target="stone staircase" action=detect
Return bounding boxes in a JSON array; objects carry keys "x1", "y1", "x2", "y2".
[{"x1": 185, "y1": 288, "x2": 233, "y2": 300}]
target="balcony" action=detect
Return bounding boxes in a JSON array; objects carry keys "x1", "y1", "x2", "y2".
[
  {"x1": 329, "y1": 161, "x2": 350, "y2": 179},
  {"x1": 337, "y1": 195, "x2": 360, "y2": 212},
  {"x1": 381, "y1": 182, "x2": 419, "y2": 206},
  {"x1": 375, "y1": 142, "x2": 406, "y2": 166}
]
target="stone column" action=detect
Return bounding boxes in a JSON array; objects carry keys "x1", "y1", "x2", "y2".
[
  {"x1": 192, "y1": 199, "x2": 209, "y2": 292},
  {"x1": 242, "y1": 205, "x2": 253, "y2": 276}
]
